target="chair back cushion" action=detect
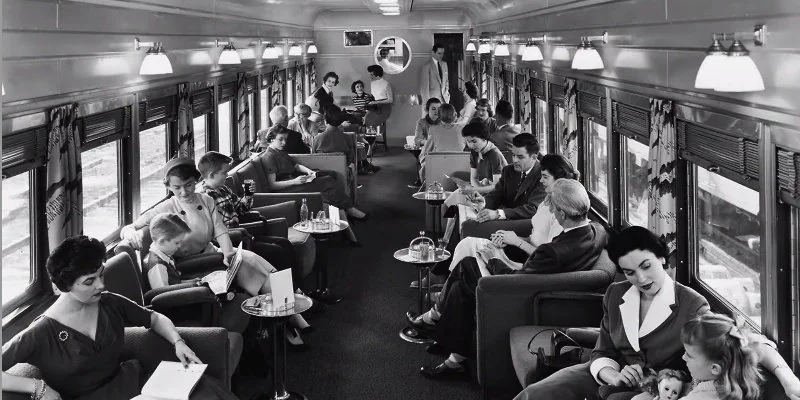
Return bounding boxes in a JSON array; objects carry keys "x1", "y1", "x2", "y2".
[
  {"x1": 424, "y1": 151, "x2": 471, "y2": 191},
  {"x1": 229, "y1": 159, "x2": 270, "y2": 194},
  {"x1": 104, "y1": 253, "x2": 145, "y2": 306}
]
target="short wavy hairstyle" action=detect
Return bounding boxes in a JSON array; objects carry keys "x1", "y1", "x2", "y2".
[
  {"x1": 351, "y1": 80, "x2": 366, "y2": 94},
  {"x1": 47, "y1": 235, "x2": 106, "y2": 292},
  {"x1": 439, "y1": 103, "x2": 457, "y2": 124},
  {"x1": 464, "y1": 81, "x2": 479, "y2": 100},
  {"x1": 425, "y1": 97, "x2": 442, "y2": 111},
  {"x1": 461, "y1": 121, "x2": 489, "y2": 140},
  {"x1": 322, "y1": 71, "x2": 339, "y2": 86},
  {"x1": 163, "y1": 164, "x2": 201, "y2": 184},
  {"x1": 607, "y1": 226, "x2": 670, "y2": 269},
  {"x1": 540, "y1": 154, "x2": 579, "y2": 181}
]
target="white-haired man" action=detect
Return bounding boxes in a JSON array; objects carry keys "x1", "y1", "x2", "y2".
[{"x1": 255, "y1": 105, "x2": 309, "y2": 154}]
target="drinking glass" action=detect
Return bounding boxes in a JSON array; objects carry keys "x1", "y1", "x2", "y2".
[
  {"x1": 437, "y1": 238, "x2": 448, "y2": 256},
  {"x1": 316, "y1": 210, "x2": 327, "y2": 230},
  {"x1": 472, "y1": 194, "x2": 486, "y2": 212}
]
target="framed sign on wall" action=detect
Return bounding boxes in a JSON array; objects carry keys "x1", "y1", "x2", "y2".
[{"x1": 344, "y1": 30, "x2": 373, "y2": 47}]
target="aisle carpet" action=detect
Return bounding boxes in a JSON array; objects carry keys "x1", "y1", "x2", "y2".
[{"x1": 237, "y1": 148, "x2": 494, "y2": 399}]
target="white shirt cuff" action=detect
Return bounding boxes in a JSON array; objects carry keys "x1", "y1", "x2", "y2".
[
  {"x1": 497, "y1": 209, "x2": 507, "y2": 220},
  {"x1": 589, "y1": 357, "x2": 621, "y2": 384}
]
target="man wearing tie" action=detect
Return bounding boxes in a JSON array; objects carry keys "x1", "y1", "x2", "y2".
[{"x1": 420, "y1": 43, "x2": 450, "y2": 104}]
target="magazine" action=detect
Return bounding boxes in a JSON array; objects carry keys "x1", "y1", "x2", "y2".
[
  {"x1": 200, "y1": 243, "x2": 243, "y2": 295},
  {"x1": 131, "y1": 361, "x2": 207, "y2": 400}
]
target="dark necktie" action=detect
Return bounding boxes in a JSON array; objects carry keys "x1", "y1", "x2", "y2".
[
  {"x1": 518, "y1": 172, "x2": 527, "y2": 189},
  {"x1": 437, "y1": 61, "x2": 443, "y2": 81}
]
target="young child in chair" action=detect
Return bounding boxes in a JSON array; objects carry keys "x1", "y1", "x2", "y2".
[{"x1": 144, "y1": 212, "x2": 196, "y2": 289}]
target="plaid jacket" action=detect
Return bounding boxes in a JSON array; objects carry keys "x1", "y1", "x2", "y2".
[{"x1": 197, "y1": 181, "x2": 251, "y2": 227}]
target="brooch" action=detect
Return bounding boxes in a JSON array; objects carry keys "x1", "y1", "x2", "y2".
[{"x1": 58, "y1": 331, "x2": 69, "y2": 342}]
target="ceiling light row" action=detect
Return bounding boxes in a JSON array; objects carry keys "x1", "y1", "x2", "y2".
[
  {"x1": 694, "y1": 25, "x2": 766, "y2": 92},
  {"x1": 374, "y1": 0, "x2": 400, "y2": 15},
  {"x1": 466, "y1": 32, "x2": 607, "y2": 70},
  {"x1": 135, "y1": 38, "x2": 318, "y2": 75}
]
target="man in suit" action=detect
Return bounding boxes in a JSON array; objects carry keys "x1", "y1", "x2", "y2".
[
  {"x1": 420, "y1": 43, "x2": 450, "y2": 104},
  {"x1": 255, "y1": 105, "x2": 309, "y2": 154},
  {"x1": 490, "y1": 100, "x2": 520, "y2": 152},
  {"x1": 312, "y1": 106, "x2": 356, "y2": 168},
  {"x1": 415, "y1": 179, "x2": 607, "y2": 380}
]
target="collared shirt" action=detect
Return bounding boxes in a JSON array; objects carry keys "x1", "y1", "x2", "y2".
[
  {"x1": 370, "y1": 78, "x2": 393, "y2": 103},
  {"x1": 144, "y1": 245, "x2": 182, "y2": 288},
  {"x1": 196, "y1": 180, "x2": 251, "y2": 228},
  {"x1": 498, "y1": 163, "x2": 536, "y2": 220}
]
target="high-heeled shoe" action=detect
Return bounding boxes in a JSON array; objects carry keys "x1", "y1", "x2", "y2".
[
  {"x1": 347, "y1": 212, "x2": 370, "y2": 222},
  {"x1": 285, "y1": 328, "x2": 309, "y2": 351}
]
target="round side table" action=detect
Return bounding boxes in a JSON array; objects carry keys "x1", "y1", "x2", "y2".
[
  {"x1": 404, "y1": 144, "x2": 422, "y2": 188},
  {"x1": 293, "y1": 220, "x2": 349, "y2": 305},
  {"x1": 242, "y1": 293, "x2": 313, "y2": 400},
  {"x1": 394, "y1": 247, "x2": 451, "y2": 344},
  {"x1": 411, "y1": 191, "x2": 453, "y2": 240}
]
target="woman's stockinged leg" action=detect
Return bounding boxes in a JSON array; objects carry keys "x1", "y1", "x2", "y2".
[
  {"x1": 513, "y1": 363, "x2": 599, "y2": 400},
  {"x1": 234, "y1": 250, "x2": 278, "y2": 297}
]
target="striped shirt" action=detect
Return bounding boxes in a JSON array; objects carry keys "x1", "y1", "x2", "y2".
[{"x1": 351, "y1": 93, "x2": 375, "y2": 111}]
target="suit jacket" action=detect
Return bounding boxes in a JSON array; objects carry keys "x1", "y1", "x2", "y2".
[
  {"x1": 483, "y1": 164, "x2": 547, "y2": 220},
  {"x1": 489, "y1": 123, "x2": 520, "y2": 152},
  {"x1": 312, "y1": 126, "x2": 356, "y2": 165},
  {"x1": 257, "y1": 125, "x2": 309, "y2": 154},
  {"x1": 489, "y1": 222, "x2": 607, "y2": 275},
  {"x1": 590, "y1": 278, "x2": 710, "y2": 378},
  {"x1": 420, "y1": 58, "x2": 450, "y2": 104}
]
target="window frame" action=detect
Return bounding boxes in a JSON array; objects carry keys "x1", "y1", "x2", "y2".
[
  {"x1": 583, "y1": 118, "x2": 609, "y2": 220},
  {"x1": 619, "y1": 131, "x2": 650, "y2": 228},
  {"x1": 81, "y1": 139, "x2": 124, "y2": 244},
  {"x1": 216, "y1": 99, "x2": 235, "y2": 156},
  {"x1": 136, "y1": 123, "x2": 171, "y2": 215}
]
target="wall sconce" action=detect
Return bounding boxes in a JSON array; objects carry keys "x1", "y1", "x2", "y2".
[
  {"x1": 494, "y1": 40, "x2": 511, "y2": 57},
  {"x1": 478, "y1": 39, "x2": 492, "y2": 54},
  {"x1": 695, "y1": 25, "x2": 766, "y2": 92},
  {"x1": 216, "y1": 40, "x2": 241, "y2": 65},
  {"x1": 571, "y1": 31, "x2": 607, "y2": 70},
  {"x1": 262, "y1": 41, "x2": 282, "y2": 59},
  {"x1": 466, "y1": 40, "x2": 477, "y2": 52},
  {"x1": 307, "y1": 42, "x2": 318, "y2": 54},
  {"x1": 521, "y1": 35, "x2": 546, "y2": 61},
  {"x1": 135, "y1": 37, "x2": 173, "y2": 75},
  {"x1": 288, "y1": 42, "x2": 303, "y2": 56}
]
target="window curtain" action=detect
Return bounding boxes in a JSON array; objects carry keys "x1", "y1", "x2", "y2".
[
  {"x1": 480, "y1": 60, "x2": 489, "y2": 99},
  {"x1": 520, "y1": 75, "x2": 532, "y2": 133},
  {"x1": 236, "y1": 73, "x2": 250, "y2": 160},
  {"x1": 309, "y1": 60, "x2": 317, "y2": 92},
  {"x1": 648, "y1": 99, "x2": 677, "y2": 254},
  {"x1": 295, "y1": 64, "x2": 305, "y2": 106},
  {"x1": 45, "y1": 103, "x2": 83, "y2": 250},
  {"x1": 176, "y1": 83, "x2": 194, "y2": 159},
  {"x1": 562, "y1": 78, "x2": 579, "y2": 166},
  {"x1": 271, "y1": 68, "x2": 284, "y2": 107}
]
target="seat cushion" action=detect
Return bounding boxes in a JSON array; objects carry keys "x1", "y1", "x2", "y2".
[
  {"x1": 510, "y1": 326, "x2": 559, "y2": 388},
  {"x1": 288, "y1": 227, "x2": 316, "y2": 278}
]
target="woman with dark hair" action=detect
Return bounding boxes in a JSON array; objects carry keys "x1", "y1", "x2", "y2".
[
  {"x1": 418, "y1": 103, "x2": 467, "y2": 182},
  {"x1": 457, "y1": 81, "x2": 479, "y2": 124},
  {"x1": 305, "y1": 71, "x2": 339, "y2": 114},
  {"x1": 119, "y1": 158, "x2": 281, "y2": 299},
  {"x1": 350, "y1": 80, "x2": 375, "y2": 114},
  {"x1": 1, "y1": 236, "x2": 238, "y2": 399},
  {"x1": 413, "y1": 97, "x2": 442, "y2": 146},
  {"x1": 444, "y1": 154, "x2": 579, "y2": 271}
]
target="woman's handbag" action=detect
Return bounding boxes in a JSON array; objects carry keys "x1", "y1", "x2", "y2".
[{"x1": 527, "y1": 328, "x2": 585, "y2": 382}]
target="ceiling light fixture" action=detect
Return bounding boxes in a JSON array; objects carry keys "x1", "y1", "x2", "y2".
[
  {"x1": 478, "y1": 40, "x2": 491, "y2": 54},
  {"x1": 465, "y1": 40, "x2": 477, "y2": 52},
  {"x1": 695, "y1": 26, "x2": 766, "y2": 92},
  {"x1": 494, "y1": 41, "x2": 510, "y2": 57},
  {"x1": 289, "y1": 42, "x2": 303, "y2": 56},
  {"x1": 135, "y1": 37, "x2": 173, "y2": 75},
  {"x1": 571, "y1": 31, "x2": 607, "y2": 70},
  {"x1": 261, "y1": 41, "x2": 282, "y2": 59},
  {"x1": 307, "y1": 42, "x2": 318, "y2": 54},
  {"x1": 382, "y1": 12, "x2": 400, "y2": 16},
  {"x1": 374, "y1": 0, "x2": 398, "y2": 3},
  {"x1": 216, "y1": 40, "x2": 241, "y2": 65},
  {"x1": 380, "y1": 5, "x2": 400, "y2": 11},
  {"x1": 521, "y1": 35, "x2": 547, "y2": 61}
]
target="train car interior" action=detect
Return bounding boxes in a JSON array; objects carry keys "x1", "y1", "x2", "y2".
[{"x1": 2, "y1": 0, "x2": 800, "y2": 399}]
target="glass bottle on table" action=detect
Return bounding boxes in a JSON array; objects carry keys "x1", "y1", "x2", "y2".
[{"x1": 300, "y1": 198, "x2": 309, "y2": 228}]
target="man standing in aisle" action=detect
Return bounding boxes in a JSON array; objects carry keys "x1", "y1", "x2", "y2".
[{"x1": 420, "y1": 43, "x2": 450, "y2": 105}]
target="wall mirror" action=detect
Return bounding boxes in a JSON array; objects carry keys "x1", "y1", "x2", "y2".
[{"x1": 374, "y1": 37, "x2": 412, "y2": 75}]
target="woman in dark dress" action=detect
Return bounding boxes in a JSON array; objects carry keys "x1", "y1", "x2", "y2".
[
  {"x1": 305, "y1": 71, "x2": 339, "y2": 116},
  {"x1": 1, "y1": 236, "x2": 237, "y2": 400}
]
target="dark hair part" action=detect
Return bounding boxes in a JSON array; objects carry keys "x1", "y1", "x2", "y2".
[
  {"x1": 476, "y1": 98, "x2": 492, "y2": 116},
  {"x1": 322, "y1": 71, "x2": 339, "y2": 85},
  {"x1": 461, "y1": 121, "x2": 489, "y2": 140},
  {"x1": 323, "y1": 105, "x2": 347, "y2": 126},
  {"x1": 540, "y1": 154, "x2": 579, "y2": 180},
  {"x1": 351, "y1": 80, "x2": 365, "y2": 94},
  {"x1": 432, "y1": 43, "x2": 445, "y2": 53},
  {"x1": 495, "y1": 100, "x2": 513, "y2": 120},
  {"x1": 439, "y1": 103, "x2": 457, "y2": 123},
  {"x1": 606, "y1": 226, "x2": 669, "y2": 269},
  {"x1": 260, "y1": 126, "x2": 288, "y2": 144},
  {"x1": 425, "y1": 97, "x2": 441, "y2": 111},
  {"x1": 367, "y1": 64, "x2": 384, "y2": 78},
  {"x1": 47, "y1": 235, "x2": 106, "y2": 292},
  {"x1": 681, "y1": 313, "x2": 762, "y2": 400},
  {"x1": 464, "y1": 82, "x2": 478, "y2": 100},
  {"x1": 150, "y1": 213, "x2": 191, "y2": 243},
  {"x1": 511, "y1": 133, "x2": 540, "y2": 156},
  {"x1": 197, "y1": 151, "x2": 232, "y2": 178},
  {"x1": 163, "y1": 164, "x2": 201, "y2": 184}
]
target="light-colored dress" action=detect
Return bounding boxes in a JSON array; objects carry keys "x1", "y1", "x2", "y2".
[
  {"x1": 448, "y1": 198, "x2": 562, "y2": 272},
  {"x1": 139, "y1": 194, "x2": 277, "y2": 297},
  {"x1": 457, "y1": 98, "x2": 477, "y2": 125}
]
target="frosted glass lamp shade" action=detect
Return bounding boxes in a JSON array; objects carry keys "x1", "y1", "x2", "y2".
[
  {"x1": 572, "y1": 46, "x2": 604, "y2": 70},
  {"x1": 494, "y1": 42, "x2": 510, "y2": 57},
  {"x1": 694, "y1": 54, "x2": 727, "y2": 89},
  {"x1": 289, "y1": 44, "x2": 302, "y2": 56},
  {"x1": 715, "y1": 55, "x2": 764, "y2": 92},
  {"x1": 478, "y1": 42, "x2": 491, "y2": 54},
  {"x1": 307, "y1": 44, "x2": 318, "y2": 54},
  {"x1": 218, "y1": 45, "x2": 241, "y2": 65},
  {"x1": 139, "y1": 47, "x2": 173, "y2": 75},
  {"x1": 262, "y1": 45, "x2": 281, "y2": 59},
  {"x1": 521, "y1": 44, "x2": 543, "y2": 61},
  {"x1": 465, "y1": 41, "x2": 476, "y2": 52}
]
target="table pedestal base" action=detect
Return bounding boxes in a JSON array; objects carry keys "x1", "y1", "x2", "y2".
[
  {"x1": 399, "y1": 326, "x2": 435, "y2": 345},
  {"x1": 252, "y1": 390, "x2": 308, "y2": 400},
  {"x1": 308, "y1": 288, "x2": 343, "y2": 305}
]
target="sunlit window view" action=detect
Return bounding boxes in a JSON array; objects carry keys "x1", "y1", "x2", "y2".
[
  {"x1": 249, "y1": 93, "x2": 257, "y2": 143},
  {"x1": 535, "y1": 98, "x2": 548, "y2": 155},
  {"x1": 193, "y1": 115, "x2": 207, "y2": 160},
  {"x1": 586, "y1": 121, "x2": 608, "y2": 206},
  {"x1": 218, "y1": 101, "x2": 232, "y2": 155},
  {"x1": 82, "y1": 142, "x2": 120, "y2": 240},
  {"x1": 554, "y1": 106, "x2": 573, "y2": 167},
  {"x1": 696, "y1": 166, "x2": 761, "y2": 327},
  {"x1": 286, "y1": 79, "x2": 295, "y2": 117},
  {"x1": 139, "y1": 125, "x2": 168, "y2": 213},
  {"x1": 2, "y1": 172, "x2": 33, "y2": 305},
  {"x1": 260, "y1": 88, "x2": 269, "y2": 129},
  {"x1": 624, "y1": 138, "x2": 650, "y2": 227}
]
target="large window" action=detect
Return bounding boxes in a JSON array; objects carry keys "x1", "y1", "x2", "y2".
[
  {"x1": 586, "y1": 121, "x2": 609, "y2": 207},
  {"x1": 286, "y1": 79, "x2": 295, "y2": 117},
  {"x1": 553, "y1": 105, "x2": 567, "y2": 158},
  {"x1": 694, "y1": 166, "x2": 761, "y2": 327},
  {"x1": 260, "y1": 88, "x2": 269, "y2": 128},
  {"x1": 218, "y1": 101, "x2": 232, "y2": 155},
  {"x1": 193, "y1": 115, "x2": 207, "y2": 160},
  {"x1": 82, "y1": 142, "x2": 121, "y2": 241},
  {"x1": 2, "y1": 172, "x2": 33, "y2": 305},
  {"x1": 249, "y1": 93, "x2": 257, "y2": 143},
  {"x1": 139, "y1": 125, "x2": 168, "y2": 212},
  {"x1": 623, "y1": 137, "x2": 650, "y2": 227},
  {"x1": 535, "y1": 98, "x2": 548, "y2": 155}
]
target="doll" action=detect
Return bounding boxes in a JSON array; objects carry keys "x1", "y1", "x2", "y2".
[{"x1": 640, "y1": 369, "x2": 690, "y2": 400}]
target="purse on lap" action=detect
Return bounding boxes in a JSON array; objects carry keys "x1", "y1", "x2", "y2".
[{"x1": 527, "y1": 328, "x2": 585, "y2": 382}]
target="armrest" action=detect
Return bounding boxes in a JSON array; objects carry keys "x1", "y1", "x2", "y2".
[
  {"x1": 564, "y1": 327, "x2": 601, "y2": 349},
  {"x1": 476, "y1": 270, "x2": 613, "y2": 392},
  {"x1": 122, "y1": 327, "x2": 231, "y2": 387},
  {"x1": 252, "y1": 193, "x2": 325, "y2": 222},
  {"x1": 227, "y1": 228, "x2": 253, "y2": 249},
  {"x1": 291, "y1": 153, "x2": 348, "y2": 195},
  {"x1": 150, "y1": 286, "x2": 218, "y2": 309},
  {"x1": 144, "y1": 281, "x2": 199, "y2": 304},
  {"x1": 461, "y1": 219, "x2": 533, "y2": 240},
  {"x1": 176, "y1": 253, "x2": 226, "y2": 279}
]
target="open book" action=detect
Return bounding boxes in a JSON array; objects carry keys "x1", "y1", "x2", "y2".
[
  {"x1": 200, "y1": 243, "x2": 243, "y2": 295},
  {"x1": 305, "y1": 171, "x2": 317, "y2": 183},
  {"x1": 443, "y1": 173, "x2": 469, "y2": 189},
  {"x1": 131, "y1": 361, "x2": 207, "y2": 400}
]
